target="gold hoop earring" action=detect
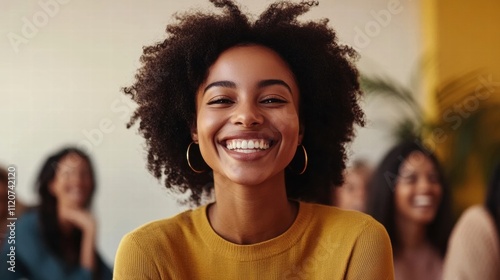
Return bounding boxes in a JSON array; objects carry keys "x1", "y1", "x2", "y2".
[
  {"x1": 186, "y1": 142, "x2": 205, "y2": 173},
  {"x1": 298, "y1": 145, "x2": 308, "y2": 175}
]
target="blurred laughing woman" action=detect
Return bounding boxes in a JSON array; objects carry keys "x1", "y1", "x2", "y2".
[
  {"x1": 367, "y1": 141, "x2": 453, "y2": 280},
  {"x1": 0, "y1": 148, "x2": 112, "y2": 280}
]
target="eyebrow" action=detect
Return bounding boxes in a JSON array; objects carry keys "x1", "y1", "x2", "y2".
[
  {"x1": 203, "y1": 81, "x2": 236, "y2": 93},
  {"x1": 203, "y1": 79, "x2": 292, "y2": 94},
  {"x1": 258, "y1": 79, "x2": 292, "y2": 94}
]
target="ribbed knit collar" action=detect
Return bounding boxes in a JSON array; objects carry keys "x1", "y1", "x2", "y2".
[{"x1": 193, "y1": 201, "x2": 313, "y2": 261}]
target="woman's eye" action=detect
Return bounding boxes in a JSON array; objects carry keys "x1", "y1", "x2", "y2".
[
  {"x1": 398, "y1": 174, "x2": 416, "y2": 184},
  {"x1": 260, "y1": 98, "x2": 287, "y2": 104},
  {"x1": 207, "y1": 98, "x2": 234, "y2": 105}
]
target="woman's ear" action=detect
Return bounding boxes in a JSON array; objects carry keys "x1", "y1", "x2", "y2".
[
  {"x1": 298, "y1": 124, "x2": 305, "y2": 145},
  {"x1": 191, "y1": 123, "x2": 199, "y2": 143}
]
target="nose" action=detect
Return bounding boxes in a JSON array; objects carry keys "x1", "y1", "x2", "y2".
[
  {"x1": 67, "y1": 170, "x2": 89, "y2": 188},
  {"x1": 416, "y1": 176, "x2": 438, "y2": 193},
  {"x1": 66, "y1": 171, "x2": 82, "y2": 186},
  {"x1": 231, "y1": 100, "x2": 264, "y2": 127}
]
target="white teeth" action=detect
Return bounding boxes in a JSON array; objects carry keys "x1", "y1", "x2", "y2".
[
  {"x1": 226, "y1": 139, "x2": 271, "y2": 151},
  {"x1": 414, "y1": 195, "x2": 432, "y2": 207}
]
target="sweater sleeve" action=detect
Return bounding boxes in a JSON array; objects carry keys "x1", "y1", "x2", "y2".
[
  {"x1": 442, "y1": 206, "x2": 500, "y2": 280},
  {"x1": 113, "y1": 232, "x2": 161, "y2": 280},
  {"x1": 344, "y1": 219, "x2": 395, "y2": 280}
]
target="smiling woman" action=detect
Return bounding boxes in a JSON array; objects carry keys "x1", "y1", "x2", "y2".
[
  {"x1": 367, "y1": 141, "x2": 454, "y2": 280},
  {"x1": 114, "y1": 0, "x2": 394, "y2": 279},
  {"x1": 0, "y1": 147, "x2": 112, "y2": 280}
]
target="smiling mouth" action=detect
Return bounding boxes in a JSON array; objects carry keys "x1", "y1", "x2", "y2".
[
  {"x1": 225, "y1": 139, "x2": 271, "y2": 153},
  {"x1": 413, "y1": 195, "x2": 434, "y2": 207}
]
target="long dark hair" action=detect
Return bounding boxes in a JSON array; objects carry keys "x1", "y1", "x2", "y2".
[
  {"x1": 36, "y1": 147, "x2": 96, "y2": 267},
  {"x1": 485, "y1": 162, "x2": 500, "y2": 237},
  {"x1": 367, "y1": 140, "x2": 453, "y2": 257}
]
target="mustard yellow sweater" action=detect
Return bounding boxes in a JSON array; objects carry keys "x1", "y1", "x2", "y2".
[{"x1": 114, "y1": 202, "x2": 394, "y2": 279}]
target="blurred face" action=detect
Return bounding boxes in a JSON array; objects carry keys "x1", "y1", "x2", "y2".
[
  {"x1": 193, "y1": 45, "x2": 302, "y2": 186},
  {"x1": 335, "y1": 169, "x2": 369, "y2": 212},
  {"x1": 49, "y1": 153, "x2": 93, "y2": 209},
  {"x1": 394, "y1": 151, "x2": 442, "y2": 226}
]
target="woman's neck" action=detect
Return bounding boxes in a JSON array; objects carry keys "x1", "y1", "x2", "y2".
[
  {"x1": 395, "y1": 216, "x2": 429, "y2": 253},
  {"x1": 208, "y1": 173, "x2": 298, "y2": 244},
  {"x1": 393, "y1": 219, "x2": 443, "y2": 280}
]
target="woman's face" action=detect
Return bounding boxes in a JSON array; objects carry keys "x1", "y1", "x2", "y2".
[
  {"x1": 49, "y1": 153, "x2": 93, "y2": 209},
  {"x1": 394, "y1": 151, "x2": 442, "y2": 226},
  {"x1": 193, "y1": 45, "x2": 301, "y2": 186},
  {"x1": 335, "y1": 169, "x2": 370, "y2": 212}
]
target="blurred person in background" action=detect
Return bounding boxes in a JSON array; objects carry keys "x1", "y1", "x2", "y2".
[
  {"x1": 0, "y1": 147, "x2": 112, "y2": 280},
  {"x1": 0, "y1": 166, "x2": 27, "y2": 247},
  {"x1": 367, "y1": 141, "x2": 453, "y2": 280},
  {"x1": 331, "y1": 160, "x2": 372, "y2": 212},
  {"x1": 442, "y1": 161, "x2": 500, "y2": 280}
]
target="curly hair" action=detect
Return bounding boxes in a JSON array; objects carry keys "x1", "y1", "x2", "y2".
[
  {"x1": 366, "y1": 140, "x2": 453, "y2": 257},
  {"x1": 124, "y1": 0, "x2": 364, "y2": 206}
]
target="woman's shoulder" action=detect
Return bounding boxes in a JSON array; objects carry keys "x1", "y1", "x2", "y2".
[
  {"x1": 14, "y1": 208, "x2": 40, "y2": 234},
  {"x1": 457, "y1": 205, "x2": 490, "y2": 223},
  {"x1": 16, "y1": 208, "x2": 38, "y2": 222},
  {"x1": 443, "y1": 207, "x2": 500, "y2": 279},
  {"x1": 302, "y1": 202, "x2": 387, "y2": 236},
  {"x1": 115, "y1": 204, "x2": 210, "y2": 274},
  {"x1": 299, "y1": 202, "x2": 393, "y2": 277},
  {"x1": 451, "y1": 205, "x2": 496, "y2": 239},
  {"x1": 305, "y1": 202, "x2": 379, "y2": 224}
]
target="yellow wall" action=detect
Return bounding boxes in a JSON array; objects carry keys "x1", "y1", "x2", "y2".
[
  {"x1": 435, "y1": 1, "x2": 500, "y2": 83},
  {"x1": 422, "y1": 0, "x2": 500, "y2": 212}
]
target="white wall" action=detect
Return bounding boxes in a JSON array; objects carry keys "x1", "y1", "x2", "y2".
[{"x1": 1, "y1": 0, "x2": 422, "y2": 266}]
